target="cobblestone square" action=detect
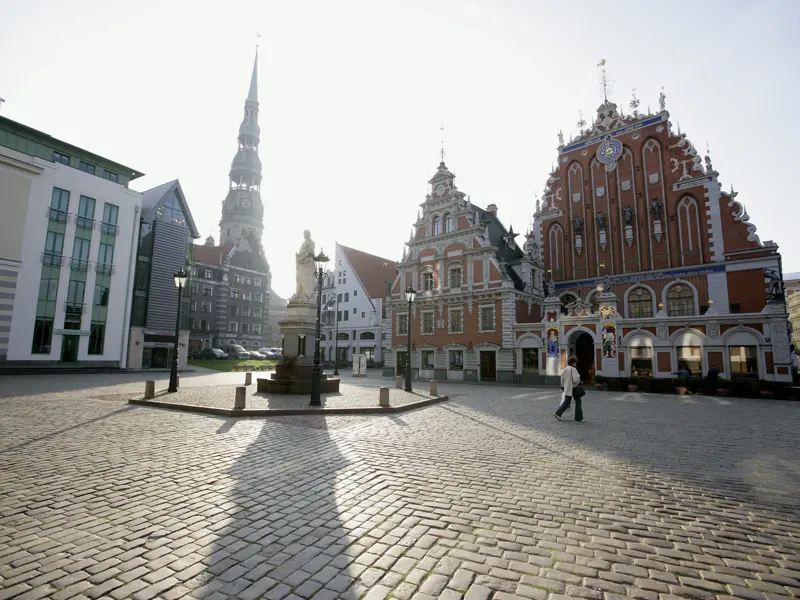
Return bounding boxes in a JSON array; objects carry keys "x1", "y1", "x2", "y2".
[{"x1": 1, "y1": 371, "x2": 798, "y2": 600}]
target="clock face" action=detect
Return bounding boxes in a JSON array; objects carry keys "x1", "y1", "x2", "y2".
[
  {"x1": 241, "y1": 198, "x2": 251, "y2": 208},
  {"x1": 436, "y1": 184, "x2": 445, "y2": 195}
]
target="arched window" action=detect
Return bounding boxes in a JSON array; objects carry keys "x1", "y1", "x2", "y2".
[
  {"x1": 360, "y1": 331, "x2": 376, "y2": 340},
  {"x1": 337, "y1": 332, "x2": 349, "y2": 341},
  {"x1": 667, "y1": 284, "x2": 695, "y2": 317},
  {"x1": 240, "y1": 341, "x2": 248, "y2": 348},
  {"x1": 444, "y1": 213, "x2": 453, "y2": 233},
  {"x1": 560, "y1": 293, "x2": 576, "y2": 315},
  {"x1": 432, "y1": 216, "x2": 442, "y2": 235},
  {"x1": 628, "y1": 287, "x2": 654, "y2": 318}
]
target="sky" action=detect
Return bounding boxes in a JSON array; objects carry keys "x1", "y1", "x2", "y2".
[{"x1": 2, "y1": 0, "x2": 799, "y2": 299}]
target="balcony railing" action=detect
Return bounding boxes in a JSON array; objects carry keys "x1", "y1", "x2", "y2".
[
  {"x1": 47, "y1": 208, "x2": 69, "y2": 223},
  {"x1": 69, "y1": 258, "x2": 90, "y2": 272},
  {"x1": 100, "y1": 221, "x2": 118, "y2": 236},
  {"x1": 64, "y1": 301, "x2": 85, "y2": 316},
  {"x1": 75, "y1": 215, "x2": 95, "y2": 230},
  {"x1": 41, "y1": 252, "x2": 64, "y2": 267},
  {"x1": 95, "y1": 263, "x2": 114, "y2": 275}
]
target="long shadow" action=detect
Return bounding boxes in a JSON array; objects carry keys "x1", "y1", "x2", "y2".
[{"x1": 178, "y1": 415, "x2": 385, "y2": 599}]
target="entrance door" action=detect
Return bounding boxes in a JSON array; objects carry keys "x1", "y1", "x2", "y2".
[
  {"x1": 575, "y1": 333, "x2": 594, "y2": 383},
  {"x1": 61, "y1": 335, "x2": 79, "y2": 363},
  {"x1": 396, "y1": 351, "x2": 407, "y2": 376},
  {"x1": 480, "y1": 351, "x2": 496, "y2": 381}
]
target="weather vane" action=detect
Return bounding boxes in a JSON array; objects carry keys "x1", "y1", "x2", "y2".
[
  {"x1": 597, "y1": 58, "x2": 612, "y2": 103},
  {"x1": 577, "y1": 110, "x2": 586, "y2": 129},
  {"x1": 439, "y1": 122, "x2": 445, "y2": 163},
  {"x1": 256, "y1": 32, "x2": 262, "y2": 49},
  {"x1": 629, "y1": 88, "x2": 640, "y2": 115}
]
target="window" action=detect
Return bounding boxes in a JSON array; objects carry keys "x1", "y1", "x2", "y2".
[
  {"x1": 449, "y1": 350, "x2": 464, "y2": 370},
  {"x1": 190, "y1": 283, "x2": 198, "y2": 295},
  {"x1": 50, "y1": 187, "x2": 70, "y2": 221},
  {"x1": 254, "y1": 308, "x2": 262, "y2": 318},
  {"x1": 155, "y1": 190, "x2": 187, "y2": 227},
  {"x1": 71, "y1": 239, "x2": 90, "y2": 270},
  {"x1": 449, "y1": 309, "x2": 463, "y2": 333},
  {"x1": 421, "y1": 350, "x2": 435, "y2": 369},
  {"x1": 254, "y1": 277, "x2": 262, "y2": 287},
  {"x1": 353, "y1": 290, "x2": 357, "y2": 297},
  {"x1": 241, "y1": 323, "x2": 250, "y2": 334},
  {"x1": 338, "y1": 293, "x2": 343, "y2": 303},
  {"x1": 203, "y1": 285, "x2": 212, "y2": 296},
  {"x1": 101, "y1": 203, "x2": 119, "y2": 235},
  {"x1": 344, "y1": 293, "x2": 349, "y2": 302},
  {"x1": 522, "y1": 348, "x2": 539, "y2": 372},
  {"x1": 444, "y1": 213, "x2": 453, "y2": 233},
  {"x1": 204, "y1": 269, "x2": 212, "y2": 279},
  {"x1": 44, "y1": 231, "x2": 64, "y2": 256},
  {"x1": 38, "y1": 277, "x2": 59, "y2": 302},
  {"x1": 253, "y1": 324, "x2": 261, "y2": 334},
  {"x1": 192, "y1": 267, "x2": 198, "y2": 277},
  {"x1": 88, "y1": 323, "x2": 105, "y2": 354},
  {"x1": 344, "y1": 311, "x2": 349, "y2": 321},
  {"x1": 31, "y1": 318, "x2": 54, "y2": 354},
  {"x1": 97, "y1": 243, "x2": 114, "y2": 273},
  {"x1": 432, "y1": 216, "x2": 442, "y2": 235},
  {"x1": 76, "y1": 196, "x2": 95, "y2": 229},
  {"x1": 449, "y1": 268, "x2": 462, "y2": 288},
  {"x1": 242, "y1": 307, "x2": 250, "y2": 317},
  {"x1": 231, "y1": 289, "x2": 241, "y2": 299},
  {"x1": 730, "y1": 346, "x2": 758, "y2": 378},
  {"x1": 229, "y1": 322, "x2": 238, "y2": 332},
  {"x1": 234, "y1": 274, "x2": 242, "y2": 284},
  {"x1": 422, "y1": 312, "x2": 434, "y2": 334},
  {"x1": 397, "y1": 314, "x2": 408, "y2": 335},
  {"x1": 423, "y1": 272, "x2": 434, "y2": 291},
  {"x1": 202, "y1": 320, "x2": 210, "y2": 331},
  {"x1": 730, "y1": 303, "x2": 741, "y2": 314},
  {"x1": 230, "y1": 305, "x2": 239, "y2": 316},
  {"x1": 242, "y1": 291, "x2": 252, "y2": 301},
  {"x1": 360, "y1": 331, "x2": 375, "y2": 340},
  {"x1": 480, "y1": 305, "x2": 496, "y2": 331},
  {"x1": 667, "y1": 284, "x2": 695, "y2": 317},
  {"x1": 628, "y1": 287, "x2": 653, "y2": 318},
  {"x1": 93, "y1": 284, "x2": 109, "y2": 307},
  {"x1": 201, "y1": 302, "x2": 211, "y2": 313},
  {"x1": 244, "y1": 277, "x2": 252, "y2": 286},
  {"x1": 53, "y1": 151, "x2": 70, "y2": 165},
  {"x1": 361, "y1": 312, "x2": 365, "y2": 318},
  {"x1": 255, "y1": 293, "x2": 263, "y2": 303},
  {"x1": 677, "y1": 346, "x2": 702, "y2": 376},
  {"x1": 79, "y1": 161, "x2": 95, "y2": 175},
  {"x1": 104, "y1": 171, "x2": 118, "y2": 183},
  {"x1": 363, "y1": 347, "x2": 375, "y2": 361},
  {"x1": 630, "y1": 345, "x2": 654, "y2": 377},
  {"x1": 353, "y1": 308, "x2": 356, "y2": 314},
  {"x1": 190, "y1": 301, "x2": 197, "y2": 312}
]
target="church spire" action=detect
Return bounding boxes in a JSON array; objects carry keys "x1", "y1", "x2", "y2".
[{"x1": 248, "y1": 48, "x2": 258, "y2": 104}]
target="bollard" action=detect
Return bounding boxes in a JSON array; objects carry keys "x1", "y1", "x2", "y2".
[
  {"x1": 379, "y1": 387, "x2": 390, "y2": 407},
  {"x1": 234, "y1": 386, "x2": 246, "y2": 410},
  {"x1": 395, "y1": 375, "x2": 403, "y2": 389},
  {"x1": 244, "y1": 372, "x2": 252, "y2": 386},
  {"x1": 144, "y1": 380, "x2": 155, "y2": 399},
  {"x1": 429, "y1": 380, "x2": 438, "y2": 396}
]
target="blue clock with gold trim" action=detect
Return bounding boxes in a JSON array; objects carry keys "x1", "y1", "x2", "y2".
[{"x1": 596, "y1": 135, "x2": 623, "y2": 172}]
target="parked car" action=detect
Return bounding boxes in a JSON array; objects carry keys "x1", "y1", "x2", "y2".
[
  {"x1": 259, "y1": 348, "x2": 281, "y2": 359},
  {"x1": 227, "y1": 345, "x2": 251, "y2": 360},
  {"x1": 190, "y1": 347, "x2": 229, "y2": 360},
  {"x1": 249, "y1": 351, "x2": 266, "y2": 360}
]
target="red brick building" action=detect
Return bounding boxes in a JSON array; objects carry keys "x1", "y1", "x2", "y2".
[{"x1": 383, "y1": 94, "x2": 792, "y2": 384}]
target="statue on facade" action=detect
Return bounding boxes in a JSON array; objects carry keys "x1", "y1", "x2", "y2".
[
  {"x1": 385, "y1": 279, "x2": 393, "y2": 296},
  {"x1": 547, "y1": 279, "x2": 555, "y2": 297},
  {"x1": 558, "y1": 129, "x2": 564, "y2": 147},
  {"x1": 573, "y1": 216, "x2": 583, "y2": 234},
  {"x1": 764, "y1": 268, "x2": 784, "y2": 303},
  {"x1": 650, "y1": 198, "x2": 662, "y2": 220},
  {"x1": 292, "y1": 229, "x2": 316, "y2": 302},
  {"x1": 659, "y1": 88, "x2": 666, "y2": 111},
  {"x1": 624, "y1": 206, "x2": 635, "y2": 226},
  {"x1": 596, "y1": 212, "x2": 605, "y2": 229}
]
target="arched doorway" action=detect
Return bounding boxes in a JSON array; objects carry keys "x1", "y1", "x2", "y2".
[{"x1": 572, "y1": 332, "x2": 595, "y2": 383}]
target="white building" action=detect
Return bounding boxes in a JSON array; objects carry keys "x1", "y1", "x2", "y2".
[
  {"x1": 320, "y1": 243, "x2": 397, "y2": 365},
  {"x1": 0, "y1": 115, "x2": 144, "y2": 368}
]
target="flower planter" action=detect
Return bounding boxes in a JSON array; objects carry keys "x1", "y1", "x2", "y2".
[
  {"x1": 760, "y1": 390, "x2": 775, "y2": 399},
  {"x1": 627, "y1": 384, "x2": 638, "y2": 392},
  {"x1": 676, "y1": 386, "x2": 687, "y2": 396},
  {"x1": 716, "y1": 388, "x2": 730, "y2": 397}
]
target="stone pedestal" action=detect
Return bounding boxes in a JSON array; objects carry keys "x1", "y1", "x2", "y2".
[{"x1": 260, "y1": 297, "x2": 341, "y2": 394}]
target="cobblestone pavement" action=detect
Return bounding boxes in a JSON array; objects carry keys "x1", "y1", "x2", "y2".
[{"x1": 1, "y1": 373, "x2": 799, "y2": 600}]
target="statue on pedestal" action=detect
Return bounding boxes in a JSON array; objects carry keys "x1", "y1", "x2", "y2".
[{"x1": 292, "y1": 230, "x2": 316, "y2": 302}]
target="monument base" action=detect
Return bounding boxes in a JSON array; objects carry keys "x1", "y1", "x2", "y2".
[{"x1": 259, "y1": 359, "x2": 341, "y2": 394}]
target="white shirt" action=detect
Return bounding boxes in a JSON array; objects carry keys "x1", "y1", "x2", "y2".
[
  {"x1": 793, "y1": 354, "x2": 799, "y2": 369},
  {"x1": 560, "y1": 365, "x2": 581, "y2": 396}
]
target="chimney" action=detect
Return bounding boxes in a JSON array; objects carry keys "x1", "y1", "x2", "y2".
[{"x1": 486, "y1": 203, "x2": 498, "y2": 217}]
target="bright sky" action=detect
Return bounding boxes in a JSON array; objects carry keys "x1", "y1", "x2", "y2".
[{"x1": 2, "y1": 0, "x2": 798, "y2": 299}]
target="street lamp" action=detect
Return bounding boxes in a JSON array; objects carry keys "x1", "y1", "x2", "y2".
[
  {"x1": 404, "y1": 285, "x2": 416, "y2": 392},
  {"x1": 332, "y1": 292, "x2": 340, "y2": 376},
  {"x1": 310, "y1": 250, "x2": 330, "y2": 406},
  {"x1": 168, "y1": 267, "x2": 188, "y2": 393}
]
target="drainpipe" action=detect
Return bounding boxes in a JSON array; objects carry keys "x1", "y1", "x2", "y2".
[{"x1": 119, "y1": 205, "x2": 141, "y2": 368}]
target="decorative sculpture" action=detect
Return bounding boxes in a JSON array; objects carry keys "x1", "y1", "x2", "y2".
[
  {"x1": 624, "y1": 207, "x2": 635, "y2": 226},
  {"x1": 547, "y1": 279, "x2": 556, "y2": 297},
  {"x1": 573, "y1": 216, "x2": 583, "y2": 235},
  {"x1": 291, "y1": 229, "x2": 316, "y2": 302},
  {"x1": 596, "y1": 212, "x2": 605, "y2": 230},
  {"x1": 558, "y1": 129, "x2": 564, "y2": 147},
  {"x1": 659, "y1": 88, "x2": 666, "y2": 111},
  {"x1": 764, "y1": 269, "x2": 784, "y2": 303}
]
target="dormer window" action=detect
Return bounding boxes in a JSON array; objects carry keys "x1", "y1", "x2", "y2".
[
  {"x1": 432, "y1": 216, "x2": 442, "y2": 235},
  {"x1": 444, "y1": 213, "x2": 453, "y2": 233}
]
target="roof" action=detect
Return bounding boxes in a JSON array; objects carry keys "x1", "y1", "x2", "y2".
[
  {"x1": 339, "y1": 244, "x2": 398, "y2": 299},
  {"x1": 140, "y1": 179, "x2": 201, "y2": 239},
  {"x1": 784, "y1": 272, "x2": 800, "y2": 282},
  {"x1": 0, "y1": 115, "x2": 144, "y2": 180},
  {"x1": 193, "y1": 243, "x2": 234, "y2": 265},
  {"x1": 476, "y1": 206, "x2": 526, "y2": 290}
]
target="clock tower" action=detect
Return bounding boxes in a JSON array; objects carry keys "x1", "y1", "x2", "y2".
[{"x1": 219, "y1": 49, "x2": 265, "y2": 245}]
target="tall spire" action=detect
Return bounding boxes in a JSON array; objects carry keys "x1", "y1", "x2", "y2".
[{"x1": 248, "y1": 47, "x2": 258, "y2": 103}]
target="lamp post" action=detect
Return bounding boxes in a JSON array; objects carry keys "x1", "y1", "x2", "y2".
[
  {"x1": 332, "y1": 292, "x2": 340, "y2": 375},
  {"x1": 168, "y1": 267, "x2": 188, "y2": 393},
  {"x1": 310, "y1": 250, "x2": 330, "y2": 406},
  {"x1": 404, "y1": 285, "x2": 416, "y2": 392}
]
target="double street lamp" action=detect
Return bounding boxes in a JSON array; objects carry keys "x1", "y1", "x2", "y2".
[
  {"x1": 310, "y1": 250, "x2": 330, "y2": 406},
  {"x1": 168, "y1": 268, "x2": 188, "y2": 393},
  {"x1": 404, "y1": 285, "x2": 416, "y2": 392}
]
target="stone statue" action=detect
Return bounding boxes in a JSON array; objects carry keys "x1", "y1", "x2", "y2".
[
  {"x1": 764, "y1": 268, "x2": 784, "y2": 303},
  {"x1": 596, "y1": 212, "x2": 605, "y2": 230},
  {"x1": 292, "y1": 229, "x2": 316, "y2": 302},
  {"x1": 385, "y1": 279, "x2": 393, "y2": 296},
  {"x1": 573, "y1": 216, "x2": 583, "y2": 235},
  {"x1": 624, "y1": 206, "x2": 634, "y2": 226},
  {"x1": 558, "y1": 129, "x2": 564, "y2": 146},
  {"x1": 650, "y1": 198, "x2": 662, "y2": 220},
  {"x1": 659, "y1": 88, "x2": 666, "y2": 111},
  {"x1": 547, "y1": 279, "x2": 555, "y2": 296}
]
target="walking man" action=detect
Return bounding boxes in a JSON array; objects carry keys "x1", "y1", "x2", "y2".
[{"x1": 555, "y1": 356, "x2": 584, "y2": 422}]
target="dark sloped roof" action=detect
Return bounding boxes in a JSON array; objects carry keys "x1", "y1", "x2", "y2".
[
  {"x1": 340, "y1": 244, "x2": 398, "y2": 299},
  {"x1": 475, "y1": 207, "x2": 526, "y2": 290},
  {"x1": 140, "y1": 179, "x2": 200, "y2": 239}
]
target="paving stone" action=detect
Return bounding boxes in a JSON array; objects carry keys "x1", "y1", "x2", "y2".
[{"x1": 463, "y1": 584, "x2": 492, "y2": 600}]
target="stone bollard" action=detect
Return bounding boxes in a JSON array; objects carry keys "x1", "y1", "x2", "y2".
[
  {"x1": 244, "y1": 372, "x2": 252, "y2": 386},
  {"x1": 144, "y1": 380, "x2": 155, "y2": 399},
  {"x1": 234, "y1": 386, "x2": 246, "y2": 410},
  {"x1": 429, "y1": 380, "x2": 438, "y2": 396},
  {"x1": 379, "y1": 387, "x2": 390, "y2": 407},
  {"x1": 395, "y1": 375, "x2": 403, "y2": 389}
]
